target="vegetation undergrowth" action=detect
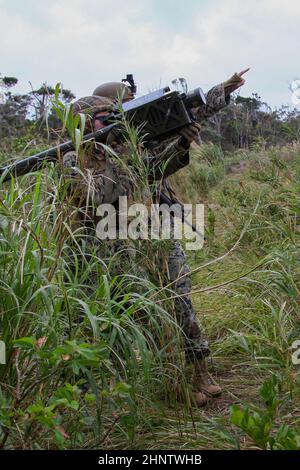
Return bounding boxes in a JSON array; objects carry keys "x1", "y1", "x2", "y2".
[{"x1": 0, "y1": 85, "x2": 300, "y2": 448}]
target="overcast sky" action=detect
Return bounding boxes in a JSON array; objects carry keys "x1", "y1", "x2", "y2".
[{"x1": 1, "y1": 0, "x2": 299, "y2": 108}]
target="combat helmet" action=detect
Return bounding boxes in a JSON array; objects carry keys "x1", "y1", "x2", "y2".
[
  {"x1": 72, "y1": 95, "x2": 113, "y2": 132},
  {"x1": 73, "y1": 95, "x2": 113, "y2": 117},
  {"x1": 92, "y1": 82, "x2": 132, "y2": 102}
]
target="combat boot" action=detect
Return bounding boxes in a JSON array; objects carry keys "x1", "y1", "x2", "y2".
[
  {"x1": 192, "y1": 390, "x2": 210, "y2": 406},
  {"x1": 183, "y1": 363, "x2": 210, "y2": 407},
  {"x1": 193, "y1": 359, "x2": 222, "y2": 397}
]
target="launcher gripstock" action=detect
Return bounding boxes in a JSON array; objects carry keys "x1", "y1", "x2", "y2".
[{"x1": 0, "y1": 86, "x2": 206, "y2": 182}]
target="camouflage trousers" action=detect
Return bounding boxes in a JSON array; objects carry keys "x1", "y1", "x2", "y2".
[
  {"x1": 106, "y1": 237, "x2": 210, "y2": 363},
  {"x1": 165, "y1": 240, "x2": 210, "y2": 362},
  {"x1": 67, "y1": 231, "x2": 210, "y2": 363}
]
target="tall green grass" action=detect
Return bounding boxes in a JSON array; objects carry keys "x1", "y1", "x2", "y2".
[
  {"x1": 1, "y1": 100, "x2": 300, "y2": 449},
  {"x1": 0, "y1": 101, "x2": 194, "y2": 449}
]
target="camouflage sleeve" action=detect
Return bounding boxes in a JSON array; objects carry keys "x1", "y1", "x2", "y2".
[
  {"x1": 194, "y1": 83, "x2": 230, "y2": 122},
  {"x1": 147, "y1": 138, "x2": 190, "y2": 180},
  {"x1": 62, "y1": 150, "x2": 80, "y2": 177},
  {"x1": 63, "y1": 149, "x2": 131, "y2": 206}
]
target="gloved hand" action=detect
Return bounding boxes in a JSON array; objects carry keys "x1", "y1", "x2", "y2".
[
  {"x1": 177, "y1": 122, "x2": 202, "y2": 149},
  {"x1": 223, "y1": 68, "x2": 250, "y2": 97}
]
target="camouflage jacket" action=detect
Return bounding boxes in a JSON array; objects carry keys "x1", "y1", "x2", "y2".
[
  {"x1": 194, "y1": 83, "x2": 230, "y2": 122},
  {"x1": 148, "y1": 83, "x2": 230, "y2": 179},
  {"x1": 63, "y1": 142, "x2": 135, "y2": 207},
  {"x1": 63, "y1": 83, "x2": 229, "y2": 208}
]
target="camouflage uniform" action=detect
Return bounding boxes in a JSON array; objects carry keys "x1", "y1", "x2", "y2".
[
  {"x1": 147, "y1": 83, "x2": 230, "y2": 361},
  {"x1": 63, "y1": 84, "x2": 229, "y2": 363},
  {"x1": 195, "y1": 83, "x2": 230, "y2": 121}
]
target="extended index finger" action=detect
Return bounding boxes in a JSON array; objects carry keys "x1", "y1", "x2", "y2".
[{"x1": 238, "y1": 68, "x2": 250, "y2": 77}]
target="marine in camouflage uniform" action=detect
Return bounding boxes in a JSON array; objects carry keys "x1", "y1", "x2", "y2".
[
  {"x1": 64, "y1": 70, "x2": 248, "y2": 405},
  {"x1": 147, "y1": 80, "x2": 237, "y2": 403}
]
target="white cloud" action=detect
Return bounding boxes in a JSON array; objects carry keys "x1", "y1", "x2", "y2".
[{"x1": 0, "y1": 0, "x2": 299, "y2": 107}]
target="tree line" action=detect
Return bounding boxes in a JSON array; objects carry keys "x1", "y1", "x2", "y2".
[{"x1": 1, "y1": 74, "x2": 300, "y2": 150}]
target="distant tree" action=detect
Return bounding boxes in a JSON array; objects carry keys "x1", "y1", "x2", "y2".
[
  {"x1": 201, "y1": 91, "x2": 300, "y2": 149},
  {"x1": 0, "y1": 75, "x2": 32, "y2": 138},
  {"x1": 0, "y1": 74, "x2": 76, "y2": 141},
  {"x1": 29, "y1": 83, "x2": 75, "y2": 124},
  {"x1": 2, "y1": 76, "x2": 18, "y2": 88}
]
